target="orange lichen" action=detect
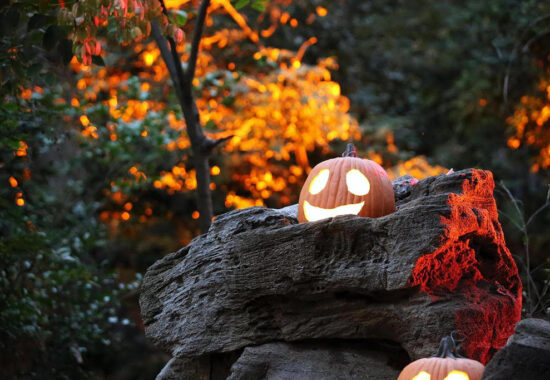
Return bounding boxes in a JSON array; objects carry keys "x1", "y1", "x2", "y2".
[{"x1": 409, "y1": 170, "x2": 521, "y2": 364}]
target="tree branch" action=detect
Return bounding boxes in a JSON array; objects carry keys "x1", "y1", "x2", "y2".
[
  {"x1": 156, "y1": 0, "x2": 205, "y2": 144},
  {"x1": 150, "y1": 21, "x2": 183, "y2": 100},
  {"x1": 503, "y1": 14, "x2": 550, "y2": 104},
  {"x1": 153, "y1": 0, "x2": 226, "y2": 232},
  {"x1": 202, "y1": 135, "x2": 234, "y2": 154},
  {"x1": 187, "y1": 0, "x2": 211, "y2": 83},
  {"x1": 521, "y1": 30, "x2": 550, "y2": 53},
  {"x1": 525, "y1": 200, "x2": 550, "y2": 227}
]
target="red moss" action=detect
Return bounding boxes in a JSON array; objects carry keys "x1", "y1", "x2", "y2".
[{"x1": 409, "y1": 170, "x2": 522, "y2": 364}]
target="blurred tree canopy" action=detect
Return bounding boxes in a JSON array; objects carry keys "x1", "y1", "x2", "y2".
[{"x1": 1, "y1": 0, "x2": 549, "y2": 378}]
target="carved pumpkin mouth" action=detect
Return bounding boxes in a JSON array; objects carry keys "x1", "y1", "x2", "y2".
[{"x1": 303, "y1": 200, "x2": 365, "y2": 222}]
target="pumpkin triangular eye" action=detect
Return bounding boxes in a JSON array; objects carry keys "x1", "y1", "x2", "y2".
[
  {"x1": 346, "y1": 169, "x2": 370, "y2": 196},
  {"x1": 309, "y1": 169, "x2": 329, "y2": 194}
]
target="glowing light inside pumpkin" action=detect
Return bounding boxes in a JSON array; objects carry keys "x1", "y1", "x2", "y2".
[
  {"x1": 410, "y1": 370, "x2": 470, "y2": 380},
  {"x1": 309, "y1": 168, "x2": 330, "y2": 194},
  {"x1": 346, "y1": 169, "x2": 370, "y2": 195},
  {"x1": 303, "y1": 200, "x2": 364, "y2": 222},
  {"x1": 412, "y1": 371, "x2": 431, "y2": 380},
  {"x1": 444, "y1": 371, "x2": 469, "y2": 380}
]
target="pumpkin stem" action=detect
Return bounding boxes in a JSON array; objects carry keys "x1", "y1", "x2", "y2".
[
  {"x1": 342, "y1": 143, "x2": 357, "y2": 157},
  {"x1": 432, "y1": 335, "x2": 465, "y2": 360}
]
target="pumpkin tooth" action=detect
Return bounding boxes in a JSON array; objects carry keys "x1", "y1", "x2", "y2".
[{"x1": 303, "y1": 200, "x2": 365, "y2": 222}]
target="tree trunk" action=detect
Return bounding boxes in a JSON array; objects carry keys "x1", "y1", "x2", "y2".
[{"x1": 152, "y1": 0, "x2": 216, "y2": 232}]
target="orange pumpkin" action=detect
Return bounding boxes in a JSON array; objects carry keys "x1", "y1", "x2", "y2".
[
  {"x1": 298, "y1": 143, "x2": 395, "y2": 222},
  {"x1": 397, "y1": 336, "x2": 485, "y2": 380}
]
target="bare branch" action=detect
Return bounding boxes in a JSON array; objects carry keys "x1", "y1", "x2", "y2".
[
  {"x1": 521, "y1": 30, "x2": 550, "y2": 53},
  {"x1": 498, "y1": 181, "x2": 526, "y2": 231},
  {"x1": 525, "y1": 201, "x2": 550, "y2": 227},
  {"x1": 497, "y1": 209, "x2": 523, "y2": 231},
  {"x1": 157, "y1": 0, "x2": 170, "y2": 16}
]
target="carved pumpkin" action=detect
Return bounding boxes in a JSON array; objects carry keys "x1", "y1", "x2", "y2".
[
  {"x1": 397, "y1": 335, "x2": 485, "y2": 380},
  {"x1": 298, "y1": 143, "x2": 395, "y2": 222}
]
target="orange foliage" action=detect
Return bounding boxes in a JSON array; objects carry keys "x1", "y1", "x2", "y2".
[
  {"x1": 211, "y1": 0, "x2": 260, "y2": 43},
  {"x1": 164, "y1": 0, "x2": 192, "y2": 8},
  {"x1": 74, "y1": 34, "x2": 360, "y2": 212},
  {"x1": 20, "y1": 88, "x2": 32, "y2": 100},
  {"x1": 208, "y1": 52, "x2": 359, "y2": 207},
  {"x1": 507, "y1": 78, "x2": 550, "y2": 171},
  {"x1": 388, "y1": 156, "x2": 448, "y2": 180},
  {"x1": 69, "y1": 1, "x2": 366, "y2": 217},
  {"x1": 316, "y1": 6, "x2": 327, "y2": 17},
  {"x1": 15, "y1": 141, "x2": 28, "y2": 157},
  {"x1": 15, "y1": 192, "x2": 25, "y2": 206}
]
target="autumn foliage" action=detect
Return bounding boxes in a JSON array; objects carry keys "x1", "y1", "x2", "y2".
[
  {"x1": 2, "y1": 0, "x2": 550, "y2": 378},
  {"x1": 507, "y1": 76, "x2": 550, "y2": 172}
]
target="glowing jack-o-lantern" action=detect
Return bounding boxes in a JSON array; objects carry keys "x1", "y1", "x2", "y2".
[
  {"x1": 297, "y1": 143, "x2": 395, "y2": 222},
  {"x1": 398, "y1": 335, "x2": 485, "y2": 380}
]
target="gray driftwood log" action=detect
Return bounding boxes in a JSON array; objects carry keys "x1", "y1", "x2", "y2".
[{"x1": 140, "y1": 169, "x2": 521, "y2": 379}]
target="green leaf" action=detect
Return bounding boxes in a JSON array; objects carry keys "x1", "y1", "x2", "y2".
[
  {"x1": 235, "y1": 0, "x2": 249, "y2": 10},
  {"x1": 92, "y1": 55, "x2": 105, "y2": 66},
  {"x1": 251, "y1": 0, "x2": 266, "y2": 12},
  {"x1": 5, "y1": 139, "x2": 23, "y2": 150},
  {"x1": 171, "y1": 9, "x2": 188, "y2": 27},
  {"x1": 221, "y1": 95, "x2": 235, "y2": 107}
]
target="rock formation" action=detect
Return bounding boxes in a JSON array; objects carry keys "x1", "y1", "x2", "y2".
[
  {"x1": 139, "y1": 169, "x2": 521, "y2": 379},
  {"x1": 482, "y1": 318, "x2": 550, "y2": 380}
]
